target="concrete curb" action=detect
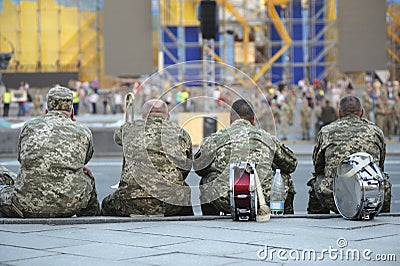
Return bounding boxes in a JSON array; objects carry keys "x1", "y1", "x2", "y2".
[{"x1": 1, "y1": 213, "x2": 399, "y2": 225}]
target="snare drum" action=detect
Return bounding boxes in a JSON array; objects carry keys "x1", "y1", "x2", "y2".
[
  {"x1": 229, "y1": 162, "x2": 257, "y2": 221},
  {"x1": 334, "y1": 152, "x2": 384, "y2": 220}
]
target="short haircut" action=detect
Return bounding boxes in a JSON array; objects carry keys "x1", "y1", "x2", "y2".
[
  {"x1": 339, "y1": 96, "x2": 362, "y2": 116},
  {"x1": 142, "y1": 99, "x2": 168, "y2": 118},
  {"x1": 231, "y1": 99, "x2": 254, "y2": 121}
]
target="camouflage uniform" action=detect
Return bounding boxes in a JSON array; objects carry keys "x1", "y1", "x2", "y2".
[
  {"x1": 0, "y1": 87, "x2": 100, "y2": 218},
  {"x1": 286, "y1": 90, "x2": 296, "y2": 125},
  {"x1": 308, "y1": 114, "x2": 391, "y2": 214},
  {"x1": 271, "y1": 102, "x2": 280, "y2": 126},
  {"x1": 101, "y1": 117, "x2": 193, "y2": 216},
  {"x1": 394, "y1": 99, "x2": 400, "y2": 137},
  {"x1": 383, "y1": 100, "x2": 394, "y2": 139},
  {"x1": 374, "y1": 101, "x2": 385, "y2": 132},
  {"x1": 300, "y1": 103, "x2": 312, "y2": 140},
  {"x1": 194, "y1": 119, "x2": 297, "y2": 214},
  {"x1": 0, "y1": 165, "x2": 16, "y2": 185},
  {"x1": 280, "y1": 102, "x2": 290, "y2": 140},
  {"x1": 313, "y1": 103, "x2": 323, "y2": 138},
  {"x1": 362, "y1": 92, "x2": 372, "y2": 121},
  {"x1": 257, "y1": 106, "x2": 276, "y2": 135}
]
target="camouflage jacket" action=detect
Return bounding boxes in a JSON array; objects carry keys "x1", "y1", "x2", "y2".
[
  {"x1": 15, "y1": 111, "x2": 94, "y2": 217},
  {"x1": 313, "y1": 114, "x2": 386, "y2": 179},
  {"x1": 113, "y1": 117, "x2": 193, "y2": 206},
  {"x1": 194, "y1": 119, "x2": 297, "y2": 202}
]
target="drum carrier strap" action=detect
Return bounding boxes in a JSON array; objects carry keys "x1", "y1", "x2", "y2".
[{"x1": 341, "y1": 152, "x2": 378, "y2": 179}]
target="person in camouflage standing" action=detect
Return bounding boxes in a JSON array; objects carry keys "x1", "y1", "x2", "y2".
[
  {"x1": 307, "y1": 95, "x2": 391, "y2": 214},
  {"x1": 362, "y1": 88, "x2": 372, "y2": 121},
  {"x1": 313, "y1": 101, "x2": 323, "y2": 139},
  {"x1": 194, "y1": 99, "x2": 297, "y2": 215},
  {"x1": 101, "y1": 99, "x2": 193, "y2": 216},
  {"x1": 374, "y1": 97, "x2": 385, "y2": 133},
  {"x1": 382, "y1": 97, "x2": 394, "y2": 140},
  {"x1": 0, "y1": 86, "x2": 100, "y2": 218},
  {"x1": 394, "y1": 97, "x2": 400, "y2": 140},
  {"x1": 270, "y1": 100, "x2": 280, "y2": 127},
  {"x1": 300, "y1": 100, "x2": 312, "y2": 140},
  {"x1": 320, "y1": 99, "x2": 338, "y2": 127},
  {"x1": 286, "y1": 87, "x2": 297, "y2": 126},
  {"x1": 279, "y1": 98, "x2": 290, "y2": 140}
]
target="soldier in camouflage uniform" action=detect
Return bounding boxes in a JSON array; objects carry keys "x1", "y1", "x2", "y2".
[
  {"x1": 382, "y1": 97, "x2": 394, "y2": 139},
  {"x1": 286, "y1": 88, "x2": 297, "y2": 126},
  {"x1": 362, "y1": 88, "x2": 372, "y2": 121},
  {"x1": 271, "y1": 100, "x2": 280, "y2": 126},
  {"x1": 300, "y1": 100, "x2": 312, "y2": 140},
  {"x1": 101, "y1": 99, "x2": 193, "y2": 216},
  {"x1": 313, "y1": 101, "x2": 323, "y2": 140},
  {"x1": 0, "y1": 86, "x2": 100, "y2": 218},
  {"x1": 194, "y1": 99, "x2": 297, "y2": 215},
  {"x1": 394, "y1": 97, "x2": 400, "y2": 139},
  {"x1": 279, "y1": 99, "x2": 290, "y2": 140},
  {"x1": 374, "y1": 98, "x2": 385, "y2": 132},
  {"x1": 307, "y1": 95, "x2": 391, "y2": 214}
]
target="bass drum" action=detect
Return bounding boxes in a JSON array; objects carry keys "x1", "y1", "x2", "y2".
[
  {"x1": 229, "y1": 162, "x2": 257, "y2": 221},
  {"x1": 334, "y1": 152, "x2": 384, "y2": 220}
]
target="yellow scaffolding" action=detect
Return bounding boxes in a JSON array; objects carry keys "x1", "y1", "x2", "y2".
[{"x1": 0, "y1": 0, "x2": 102, "y2": 82}]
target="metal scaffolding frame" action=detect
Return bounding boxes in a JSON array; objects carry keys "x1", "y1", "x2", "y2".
[
  {"x1": 387, "y1": 1, "x2": 400, "y2": 81},
  {"x1": 158, "y1": 0, "x2": 335, "y2": 85}
]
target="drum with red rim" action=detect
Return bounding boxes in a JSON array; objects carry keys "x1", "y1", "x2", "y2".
[{"x1": 229, "y1": 162, "x2": 257, "y2": 221}]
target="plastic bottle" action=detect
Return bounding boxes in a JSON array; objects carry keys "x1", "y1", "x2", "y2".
[{"x1": 270, "y1": 169, "x2": 285, "y2": 215}]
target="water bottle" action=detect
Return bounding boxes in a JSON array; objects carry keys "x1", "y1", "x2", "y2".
[{"x1": 270, "y1": 169, "x2": 285, "y2": 215}]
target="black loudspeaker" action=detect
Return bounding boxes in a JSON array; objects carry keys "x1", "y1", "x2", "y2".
[
  {"x1": 200, "y1": 1, "x2": 218, "y2": 39},
  {"x1": 203, "y1": 116, "x2": 217, "y2": 138}
]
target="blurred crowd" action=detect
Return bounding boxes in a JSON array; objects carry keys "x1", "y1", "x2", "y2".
[{"x1": 2, "y1": 76, "x2": 399, "y2": 141}]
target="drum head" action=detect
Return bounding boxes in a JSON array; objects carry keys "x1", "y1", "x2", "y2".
[{"x1": 334, "y1": 167, "x2": 362, "y2": 219}]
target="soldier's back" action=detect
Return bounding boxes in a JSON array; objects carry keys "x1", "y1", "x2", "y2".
[{"x1": 15, "y1": 112, "x2": 93, "y2": 217}]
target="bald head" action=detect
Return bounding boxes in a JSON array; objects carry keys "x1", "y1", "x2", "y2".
[
  {"x1": 142, "y1": 99, "x2": 169, "y2": 119},
  {"x1": 339, "y1": 96, "x2": 363, "y2": 118}
]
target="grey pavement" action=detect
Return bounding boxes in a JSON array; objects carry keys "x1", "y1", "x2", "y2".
[{"x1": 0, "y1": 214, "x2": 399, "y2": 265}]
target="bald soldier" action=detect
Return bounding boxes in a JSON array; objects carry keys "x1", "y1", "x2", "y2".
[
  {"x1": 0, "y1": 86, "x2": 100, "y2": 218},
  {"x1": 308, "y1": 95, "x2": 391, "y2": 214},
  {"x1": 101, "y1": 99, "x2": 193, "y2": 216}
]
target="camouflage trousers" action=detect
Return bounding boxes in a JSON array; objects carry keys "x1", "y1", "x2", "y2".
[
  {"x1": 101, "y1": 195, "x2": 193, "y2": 217},
  {"x1": 0, "y1": 172, "x2": 100, "y2": 218},
  {"x1": 0, "y1": 166, "x2": 20, "y2": 217},
  {"x1": 307, "y1": 174, "x2": 392, "y2": 214},
  {"x1": 78, "y1": 173, "x2": 101, "y2": 216},
  {"x1": 301, "y1": 121, "x2": 311, "y2": 140}
]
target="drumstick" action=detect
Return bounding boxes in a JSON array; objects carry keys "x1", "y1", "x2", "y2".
[{"x1": 254, "y1": 169, "x2": 270, "y2": 222}]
